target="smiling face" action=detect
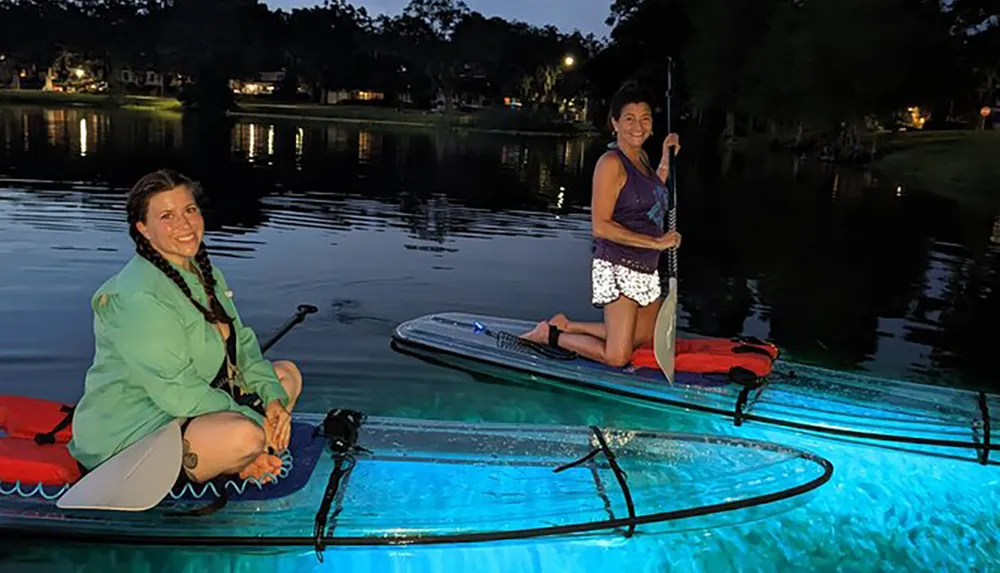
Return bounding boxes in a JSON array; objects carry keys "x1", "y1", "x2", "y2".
[
  {"x1": 611, "y1": 102, "x2": 654, "y2": 148},
  {"x1": 135, "y1": 185, "x2": 204, "y2": 269}
]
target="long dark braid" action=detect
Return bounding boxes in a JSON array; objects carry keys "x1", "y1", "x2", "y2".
[
  {"x1": 194, "y1": 242, "x2": 232, "y2": 324},
  {"x1": 126, "y1": 169, "x2": 232, "y2": 325}
]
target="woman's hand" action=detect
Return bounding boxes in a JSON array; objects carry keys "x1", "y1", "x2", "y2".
[
  {"x1": 657, "y1": 133, "x2": 680, "y2": 183},
  {"x1": 265, "y1": 399, "x2": 291, "y2": 452},
  {"x1": 654, "y1": 231, "x2": 682, "y2": 251},
  {"x1": 662, "y1": 133, "x2": 681, "y2": 157}
]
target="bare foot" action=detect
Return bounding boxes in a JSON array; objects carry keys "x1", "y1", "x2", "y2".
[
  {"x1": 239, "y1": 452, "x2": 283, "y2": 484},
  {"x1": 520, "y1": 320, "x2": 551, "y2": 344},
  {"x1": 548, "y1": 313, "x2": 571, "y2": 331}
]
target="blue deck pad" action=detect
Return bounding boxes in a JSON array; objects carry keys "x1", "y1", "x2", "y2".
[{"x1": 170, "y1": 421, "x2": 327, "y2": 503}]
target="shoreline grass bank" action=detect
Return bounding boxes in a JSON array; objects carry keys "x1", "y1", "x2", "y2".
[
  {"x1": 734, "y1": 125, "x2": 999, "y2": 206},
  {"x1": 873, "y1": 130, "x2": 1000, "y2": 206},
  {"x1": 0, "y1": 90, "x2": 598, "y2": 137},
  {"x1": 0, "y1": 89, "x2": 183, "y2": 114}
]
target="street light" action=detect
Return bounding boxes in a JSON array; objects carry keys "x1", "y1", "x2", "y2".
[
  {"x1": 563, "y1": 55, "x2": 575, "y2": 68},
  {"x1": 74, "y1": 68, "x2": 85, "y2": 79}
]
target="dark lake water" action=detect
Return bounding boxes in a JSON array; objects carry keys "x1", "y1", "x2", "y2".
[
  {"x1": 0, "y1": 104, "x2": 998, "y2": 572},
  {"x1": 2, "y1": 105, "x2": 998, "y2": 399}
]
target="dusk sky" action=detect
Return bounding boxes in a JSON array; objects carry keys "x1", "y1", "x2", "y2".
[{"x1": 264, "y1": 0, "x2": 613, "y2": 38}]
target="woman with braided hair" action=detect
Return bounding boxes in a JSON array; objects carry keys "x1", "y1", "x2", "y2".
[{"x1": 67, "y1": 169, "x2": 304, "y2": 485}]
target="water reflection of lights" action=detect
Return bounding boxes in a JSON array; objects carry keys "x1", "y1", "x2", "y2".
[
  {"x1": 79, "y1": 118, "x2": 87, "y2": 157},
  {"x1": 538, "y1": 162, "x2": 551, "y2": 192},
  {"x1": 248, "y1": 124, "x2": 256, "y2": 161},
  {"x1": 358, "y1": 130, "x2": 372, "y2": 162},
  {"x1": 233, "y1": 122, "x2": 278, "y2": 162},
  {"x1": 501, "y1": 144, "x2": 522, "y2": 167},
  {"x1": 235, "y1": 123, "x2": 276, "y2": 163},
  {"x1": 45, "y1": 109, "x2": 64, "y2": 147},
  {"x1": 556, "y1": 138, "x2": 587, "y2": 173},
  {"x1": 327, "y1": 125, "x2": 349, "y2": 152},
  {"x1": 295, "y1": 127, "x2": 304, "y2": 170}
]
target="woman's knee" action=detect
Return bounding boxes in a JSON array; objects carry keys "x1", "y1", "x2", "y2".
[
  {"x1": 232, "y1": 419, "x2": 266, "y2": 459},
  {"x1": 632, "y1": 331, "x2": 653, "y2": 348},
  {"x1": 181, "y1": 413, "x2": 266, "y2": 481},
  {"x1": 273, "y1": 360, "x2": 303, "y2": 403},
  {"x1": 605, "y1": 348, "x2": 633, "y2": 368}
]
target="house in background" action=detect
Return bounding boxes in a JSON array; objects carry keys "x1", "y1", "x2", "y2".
[
  {"x1": 230, "y1": 71, "x2": 286, "y2": 95},
  {"x1": 326, "y1": 89, "x2": 385, "y2": 104}
]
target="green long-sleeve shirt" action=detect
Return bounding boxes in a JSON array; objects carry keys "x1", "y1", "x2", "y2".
[{"x1": 67, "y1": 254, "x2": 288, "y2": 470}]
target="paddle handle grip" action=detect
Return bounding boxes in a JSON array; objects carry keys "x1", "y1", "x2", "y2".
[{"x1": 260, "y1": 304, "x2": 319, "y2": 354}]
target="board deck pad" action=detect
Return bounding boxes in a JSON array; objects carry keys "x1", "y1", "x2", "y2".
[{"x1": 170, "y1": 421, "x2": 326, "y2": 503}]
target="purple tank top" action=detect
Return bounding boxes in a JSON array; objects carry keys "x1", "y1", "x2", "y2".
[{"x1": 593, "y1": 147, "x2": 670, "y2": 274}]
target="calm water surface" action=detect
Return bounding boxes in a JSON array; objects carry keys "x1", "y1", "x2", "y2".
[{"x1": 0, "y1": 105, "x2": 998, "y2": 572}]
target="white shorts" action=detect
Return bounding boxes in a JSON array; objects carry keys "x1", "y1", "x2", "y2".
[{"x1": 591, "y1": 258, "x2": 661, "y2": 307}]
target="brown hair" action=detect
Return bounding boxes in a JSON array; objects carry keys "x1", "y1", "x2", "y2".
[{"x1": 607, "y1": 80, "x2": 656, "y2": 131}]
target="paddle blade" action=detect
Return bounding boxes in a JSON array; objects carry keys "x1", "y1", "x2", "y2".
[
  {"x1": 653, "y1": 277, "x2": 678, "y2": 384},
  {"x1": 57, "y1": 419, "x2": 183, "y2": 512}
]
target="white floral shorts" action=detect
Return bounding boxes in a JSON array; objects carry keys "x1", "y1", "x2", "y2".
[{"x1": 591, "y1": 258, "x2": 661, "y2": 307}]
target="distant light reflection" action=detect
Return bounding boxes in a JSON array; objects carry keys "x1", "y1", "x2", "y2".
[{"x1": 79, "y1": 118, "x2": 87, "y2": 157}]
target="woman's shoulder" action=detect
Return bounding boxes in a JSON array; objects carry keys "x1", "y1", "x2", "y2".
[
  {"x1": 89, "y1": 255, "x2": 180, "y2": 312},
  {"x1": 116, "y1": 254, "x2": 172, "y2": 291},
  {"x1": 595, "y1": 148, "x2": 627, "y2": 173},
  {"x1": 593, "y1": 149, "x2": 628, "y2": 189}
]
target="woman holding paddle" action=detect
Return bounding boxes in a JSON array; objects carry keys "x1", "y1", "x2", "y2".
[
  {"x1": 67, "y1": 169, "x2": 304, "y2": 486},
  {"x1": 521, "y1": 81, "x2": 681, "y2": 367}
]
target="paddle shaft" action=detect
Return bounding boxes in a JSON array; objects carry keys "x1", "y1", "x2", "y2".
[
  {"x1": 665, "y1": 56, "x2": 678, "y2": 276},
  {"x1": 261, "y1": 304, "x2": 319, "y2": 353},
  {"x1": 651, "y1": 56, "x2": 679, "y2": 383}
]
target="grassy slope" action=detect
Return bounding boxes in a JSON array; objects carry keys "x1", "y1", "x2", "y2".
[
  {"x1": 0, "y1": 89, "x2": 182, "y2": 112},
  {"x1": 875, "y1": 130, "x2": 1000, "y2": 205}
]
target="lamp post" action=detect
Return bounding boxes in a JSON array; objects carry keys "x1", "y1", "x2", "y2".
[{"x1": 559, "y1": 55, "x2": 583, "y2": 121}]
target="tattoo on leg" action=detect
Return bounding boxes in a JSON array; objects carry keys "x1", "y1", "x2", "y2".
[{"x1": 183, "y1": 438, "x2": 199, "y2": 470}]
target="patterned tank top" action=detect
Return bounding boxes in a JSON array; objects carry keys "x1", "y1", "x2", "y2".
[{"x1": 593, "y1": 146, "x2": 671, "y2": 274}]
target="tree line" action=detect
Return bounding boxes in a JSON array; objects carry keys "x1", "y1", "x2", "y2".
[
  {"x1": 600, "y1": 0, "x2": 998, "y2": 156},
  {"x1": 0, "y1": 0, "x2": 599, "y2": 114},
  {"x1": 0, "y1": 0, "x2": 997, "y2": 150}
]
